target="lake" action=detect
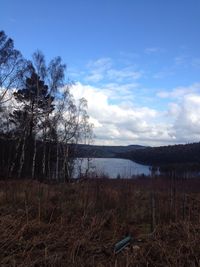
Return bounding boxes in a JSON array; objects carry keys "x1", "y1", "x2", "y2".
[{"x1": 73, "y1": 158, "x2": 151, "y2": 178}]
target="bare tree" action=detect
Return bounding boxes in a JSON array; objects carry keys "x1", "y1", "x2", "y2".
[
  {"x1": 0, "y1": 31, "x2": 30, "y2": 106},
  {"x1": 77, "y1": 99, "x2": 94, "y2": 179},
  {"x1": 48, "y1": 87, "x2": 93, "y2": 181}
]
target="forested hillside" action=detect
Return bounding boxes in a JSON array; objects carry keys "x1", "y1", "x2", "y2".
[
  {"x1": 74, "y1": 144, "x2": 146, "y2": 158},
  {"x1": 119, "y1": 142, "x2": 200, "y2": 170}
]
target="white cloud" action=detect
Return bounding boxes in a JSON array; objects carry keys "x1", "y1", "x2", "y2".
[
  {"x1": 85, "y1": 57, "x2": 112, "y2": 82},
  {"x1": 85, "y1": 73, "x2": 103, "y2": 83},
  {"x1": 167, "y1": 103, "x2": 181, "y2": 117},
  {"x1": 70, "y1": 81, "x2": 200, "y2": 146},
  {"x1": 171, "y1": 94, "x2": 200, "y2": 140},
  {"x1": 157, "y1": 83, "x2": 200, "y2": 99},
  {"x1": 107, "y1": 68, "x2": 142, "y2": 82},
  {"x1": 87, "y1": 57, "x2": 112, "y2": 70},
  {"x1": 71, "y1": 82, "x2": 177, "y2": 146},
  {"x1": 84, "y1": 57, "x2": 142, "y2": 83}
]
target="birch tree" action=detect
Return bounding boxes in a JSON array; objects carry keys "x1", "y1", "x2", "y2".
[{"x1": 0, "y1": 31, "x2": 29, "y2": 106}]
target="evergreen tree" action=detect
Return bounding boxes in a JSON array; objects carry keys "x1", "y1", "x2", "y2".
[
  {"x1": 11, "y1": 71, "x2": 54, "y2": 138},
  {"x1": 9, "y1": 71, "x2": 54, "y2": 178}
]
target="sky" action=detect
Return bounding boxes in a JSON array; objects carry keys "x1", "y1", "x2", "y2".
[{"x1": 1, "y1": 0, "x2": 200, "y2": 146}]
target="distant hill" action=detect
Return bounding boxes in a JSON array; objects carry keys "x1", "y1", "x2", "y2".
[
  {"x1": 75, "y1": 144, "x2": 146, "y2": 158},
  {"x1": 118, "y1": 142, "x2": 200, "y2": 168}
]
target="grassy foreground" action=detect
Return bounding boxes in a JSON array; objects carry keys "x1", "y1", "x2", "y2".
[{"x1": 0, "y1": 178, "x2": 200, "y2": 266}]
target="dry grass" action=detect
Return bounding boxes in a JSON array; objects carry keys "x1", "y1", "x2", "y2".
[{"x1": 0, "y1": 178, "x2": 199, "y2": 266}]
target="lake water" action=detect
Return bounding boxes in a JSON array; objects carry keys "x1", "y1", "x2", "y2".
[{"x1": 73, "y1": 158, "x2": 151, "y2": 178}]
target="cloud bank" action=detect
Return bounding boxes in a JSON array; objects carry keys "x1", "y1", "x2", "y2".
[{"x1": 70, "y1": 81, "x2": 200, "y2": 146}]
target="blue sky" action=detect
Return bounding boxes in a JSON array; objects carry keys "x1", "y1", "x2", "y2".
[{"x1": 1, "y1": 0, "x2": 200, "y2": 146}]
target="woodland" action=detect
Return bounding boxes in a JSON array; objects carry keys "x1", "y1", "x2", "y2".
[{"x1": 0, "y1": 30, "x2": 93, "y2": 181}]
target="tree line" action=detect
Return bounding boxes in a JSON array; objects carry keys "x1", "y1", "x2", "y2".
[
  {"x1": 119, "y1": 142, "x2": 200, "y2": 174},
  {"x1": 0, "y1": 30, "x2": 93, "y2": 181}
]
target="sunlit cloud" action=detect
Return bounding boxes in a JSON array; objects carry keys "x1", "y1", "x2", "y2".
[
  {"x1": 71, "y1": 82, "x2": 173, "y2": 145},
  {"x1": 70, "y1": 80, "x2": 200, "y2": 146}
]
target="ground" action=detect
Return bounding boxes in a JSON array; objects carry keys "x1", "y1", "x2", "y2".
[{"x1": 0, "y1": 178, "x2": 199, "y2": 266}]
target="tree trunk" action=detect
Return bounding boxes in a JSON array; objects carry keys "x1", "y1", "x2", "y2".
[
  {"x1": 9, "y1": 137, "x2": 22, "y2": 176},
  {"x1": 42, "y1": 141, "x2": 46, "y2": 177},
  {"x1": 48, "y1": 143, "x2": 51, "y2": 180},
  {"x1": 62, "y1": 145, "x2": 70, "y2": 182},
  {"x1": 31, "y1": 137, "x2": 37, "y2": 179},
  {"x1": 55, "y1": 142, "x2": 59, "y2": 180},
  {"x1": 18, "y1": 130, "x2": 27, "y2": 178}
]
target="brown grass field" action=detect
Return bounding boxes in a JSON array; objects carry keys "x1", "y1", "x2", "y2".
[{"x1": 0, "y1": 177, "x2": 200, "y2": 266}]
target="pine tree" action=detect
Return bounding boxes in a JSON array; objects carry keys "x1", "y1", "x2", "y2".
[{"x1": 9, "y1": 71, "x2": 54, "y2": 178}]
